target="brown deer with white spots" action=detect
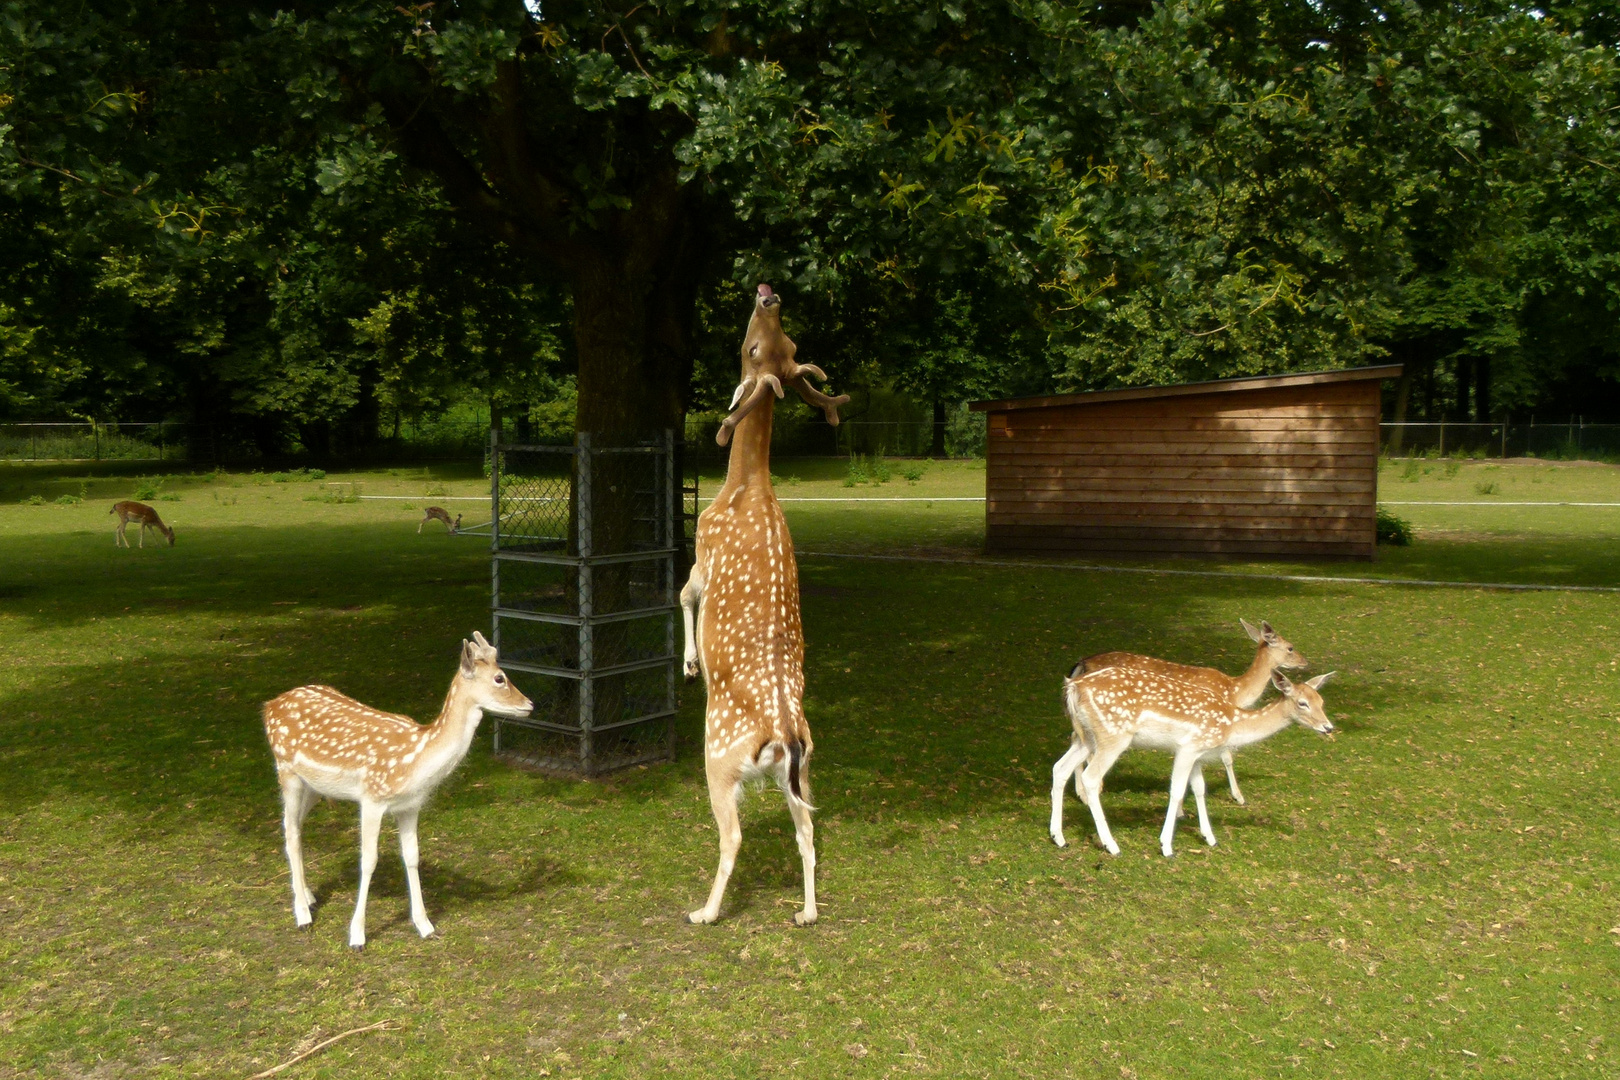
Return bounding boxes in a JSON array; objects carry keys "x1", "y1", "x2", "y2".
[
  {"x1": 263, "y1": 631, "x2": 532, "y2": 948},
  {"x1": 419, "y1": 506, "x2": 461, "y2": 534},
  {"x1": 680, "y1": 283, "x2": 849, "y2": 926},
  {"x1": 1064, "y1": 619, "x2": 1308, "y2": 807},
  {"x1": 1052, "y1": 668, "x2": 1335, "y2": 857},
  {"x1": 110, "y1": 500, "x2": 174, "y2": 547}
]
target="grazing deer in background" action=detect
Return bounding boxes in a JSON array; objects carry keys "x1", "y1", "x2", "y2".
[
  {"x1": 679, "y1": 283, "x2": 849, "y2": 926},
  {"x1": 109, "y1": 500, "x2": 175, "y2": 548},
  {"x1": 1066, "y1": 619, "x2": 1307, "y2": 806},
  {"x1": 1051, "y1": 669, "x2": 1336, "y2": 857},
  {"x1": 419, "y1": 507, "x2": 461, "y2": 534},
  {"x1": 263, "y1": 631, "x2": 531, "y2": 948}
]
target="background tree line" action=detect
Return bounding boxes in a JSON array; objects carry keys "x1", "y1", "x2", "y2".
[{"x1": 2, "y1": 0, "x2": 1617, "y2": 458}]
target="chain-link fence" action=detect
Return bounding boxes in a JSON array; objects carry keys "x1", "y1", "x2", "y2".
[
  {"x1": 488, "y1": 432, "x2": 684, "y2": 778},
  {"x1": 1381, "y1": 422, "x2": 1620, "y2": 460}
]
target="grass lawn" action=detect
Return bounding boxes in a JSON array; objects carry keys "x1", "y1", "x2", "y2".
[{"x1": 1, "y1": 460, "x2": 1617, "y2": 1078}]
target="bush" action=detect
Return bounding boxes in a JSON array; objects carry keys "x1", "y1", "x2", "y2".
[
  {"x1": 24, "y1": 494, "x2": 45, "y2": 506},
  {"x1": 1474, "y1": 481, "x2": 1500, "y2": 496},
  {"x1": 132, "y1": 477, "x2": 161, "y2": 500},
  {"x1": 308, "y1": 468, "x2": 326, "y2": 481},
  {"x1": 1376, "y1": 507, "x2": 1413, "y2": 546},
  {"x1": 270, "y1": 472, "x2": 292, "y2": 483},
  {"x1": 54, "y1": 494, "x2": 81, "y2": 506}
]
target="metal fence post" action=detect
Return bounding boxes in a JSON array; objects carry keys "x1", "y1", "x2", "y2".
[{"x1": 576, "y1": 432, "x2": 594, "y2": 775}]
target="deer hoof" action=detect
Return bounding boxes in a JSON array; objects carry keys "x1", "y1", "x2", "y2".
[
  {"x1": 687, "y1": 909, "x2": 717, "y2": 925},
  {"x1": 1103, "y1": 841, "x2": 1121, "y2": 856},
  {"x1": 684, "y1": 660, "x2": 700, "y2": 683},
  {"x1": 793, "y1": 909, "x2": 818, "y2": 927},
  {"x1": 415, "y1": 920, "x2": 436, "y2": 939},
  {"x1": 1231, "y1": 793, "x2": 1247, "y2": 806},
  {"x1": 1050, "y1": 831, "x2": 1067, "y2": 848},
  {"x1": 1204, "y1": 834, "x2": 1218, "y2": 847}
]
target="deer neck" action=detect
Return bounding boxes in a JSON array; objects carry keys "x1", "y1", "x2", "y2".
[
  {"x1": 718, "y1": 393, "x2": 775, "y2": 498},
  {"x1": 418, "y1": 678, "x2": 486, "y2": 766},
  {"x1": 1223, "y1": 698, "x2": 1296, "y2": 749},
  {"x1": 1231, "y1": 646, "x2": 1276, "y2": 708}
]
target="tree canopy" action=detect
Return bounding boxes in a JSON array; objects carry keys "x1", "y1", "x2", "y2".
[{"x1": 2, "y1": 0, "x2": 1618, "y2": 448}]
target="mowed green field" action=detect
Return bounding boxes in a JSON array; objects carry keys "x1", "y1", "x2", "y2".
[{"x1": 0, "y1": 459, "x2": 1617, "y2": 1079}]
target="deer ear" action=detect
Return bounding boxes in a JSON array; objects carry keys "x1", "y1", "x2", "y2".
[
  {"x1": 1260, "y1": 620, "x2": 1278, "y2": 643},
  {"x1": 1271, "y1": 671, "x2": 1293, "y2": 694},
  {"x1": 1241, "y1": 618, "x2": 1262, "y2": 643},
  {"x1": 460, "y1": 640, "x2": 478, "y2": 677},
  {"x1": 1306, "y1": 671, "x2": 1336, "y2": 690}
]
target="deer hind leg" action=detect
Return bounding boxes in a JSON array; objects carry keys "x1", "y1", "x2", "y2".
[
  {"x1": 1188, "y1": 762, "x2": 1217, "y2": 848},
  {"x1": 348, "y1": 799, "x2": 384, "y2": 948},
  {"x1": 395, "y1": 807, "x2": 435, "y2": 938},
  {"x1": 1160, "y1": 748, "x2": 1201, "y2": 858},
  {"x1": 1049, "y1": 739, "x2": 1089, "y2": 847},
  {"x1": 279, "y1": 773, "x2": 316, "y2": 927},
  {"x1": 1078, "y1": 737, "x2": 1129, "y2": 856},
  {"x1": 417, "y1": 517, "x2": 425, "y2": 533},
  {"x1": 679, "y1": 562, "x2": 704, "y2": 682},
  {"x1": 1221, "y1": 748, "x2": 1246, "y2": 804},
  {"x1": 783, "y1": 751, "x2": 817, "y2": 926},
  {"x1": 689, "y1": 765, "x2": 742, "y2": 925}
]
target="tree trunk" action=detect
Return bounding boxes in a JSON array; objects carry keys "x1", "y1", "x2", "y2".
[
  {"x1": 1387, "y1": 349, "x2": 1415, "y2": 453},
  {"x1": 1474, "y1": 356, "x2": 1491, "y2": 422},
  {"x1": 1455, "y1": 356, "x2": 1472, "y2": 422},
  {"x1": 930, "y1": 397, "x2": 947, "y2": 458}
]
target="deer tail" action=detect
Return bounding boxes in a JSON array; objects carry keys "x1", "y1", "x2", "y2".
[{"x1": 785, "y1": 738, "x2": 815, "y2": 811}]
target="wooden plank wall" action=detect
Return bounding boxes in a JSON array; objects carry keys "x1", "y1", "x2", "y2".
[{"x1": 984, "y1": 381, "x2": 1380, "y2": 559}]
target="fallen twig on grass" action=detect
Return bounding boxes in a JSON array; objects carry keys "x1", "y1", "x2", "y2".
[{"x1": 248, "y1": 1019, "x2": 400, "y2": 1079}]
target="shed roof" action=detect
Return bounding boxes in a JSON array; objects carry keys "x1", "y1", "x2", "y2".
[{"x1": 969, "y1": 364, "x2": 1403, "y2": 414}]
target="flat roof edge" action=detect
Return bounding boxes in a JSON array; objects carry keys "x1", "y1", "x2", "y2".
[{"x1": 970, "y1": 365, "x2": 1405, "y2": 413}]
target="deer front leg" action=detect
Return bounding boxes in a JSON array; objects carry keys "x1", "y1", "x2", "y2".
[
  {"x1": 349, "y1": 800, "x2": 384, "y2": 949},
  {"x1": 1049, "y1": 740, "x2": 1088, "y2": 847},
  {"x1": 680, "y1": 563, "x2": 704, "y2": 683},
  {"x1": 689, "y1": 770, "x2": 742, "y2": 925},
  {"x1": 280, "y1": 775, "x2": 316, "y2": 927},
  {"x1": 395, "y1": 807, "x2": 435, "y2": 939},
  {"x1": 1221, "y1": 748, "x2": 1246, "y2": 804},
  {"x1": 1188, "y1": 763, "x2": 1217, "y2": 847},
  {"x1": 1160, "y1": 749, "x2": 1200, "y2": 858}
]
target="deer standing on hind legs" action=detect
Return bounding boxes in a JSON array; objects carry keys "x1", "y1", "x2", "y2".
[
  {"x1": 263, "y1": 632, "x2": 531, "y2": 948},
  {"x1": 110, "y1": 500, "x2": 175, "y2": 547},
  {"x1": 1051, "y1": 668, "x2": 1336, "y2": 857},
  {"x1": 680, "y1": 283, "x2": 850, "y2": 927},
  {"x1": 1063, "y1": 619, "x2": 1307, "y2": 808}
]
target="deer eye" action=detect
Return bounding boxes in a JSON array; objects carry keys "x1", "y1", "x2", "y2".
[
  {"x1": 749, "y1": 344, "x2": 758, "y2": 357},
  {"x1": 495, "y1": 674, "x2": 506, "y2": 685}
]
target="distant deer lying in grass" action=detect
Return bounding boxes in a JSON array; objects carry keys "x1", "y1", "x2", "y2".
[
  {"x1": 263, "y1": 631, "x2": 531, "y2": 948},
  {"x1": 1067, "y1": 619, "x2": 1307, "y2": 806},
  {"x1": 110, "y1": 500, "x2": 174, "y2": 547},
  {"x1": 419, "y1": 507, "x2": 461, "y2": 534},
  {"x1": 1051, "y1": 669, "x2": 1336, "y2": 857}
]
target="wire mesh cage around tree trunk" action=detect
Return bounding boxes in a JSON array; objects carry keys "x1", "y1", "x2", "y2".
[{"x1": 489, "y1": 430, "x2": 686, "y2": 776}]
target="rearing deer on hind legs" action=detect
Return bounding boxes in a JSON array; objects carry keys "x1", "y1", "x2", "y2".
[{"x1": 680, "y1": 284, "x2": 849, "y2": 927}]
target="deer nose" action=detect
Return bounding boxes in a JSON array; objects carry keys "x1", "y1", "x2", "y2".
[{"x1": 757, "y1": 283, "x2": 773, "y2": 297}]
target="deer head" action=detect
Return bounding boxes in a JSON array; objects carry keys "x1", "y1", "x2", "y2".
[
  {"x1": 716, "y1": 284, "x2": 851, "y2": 446},
  {"x1": 1269, "y1": 671, "x2": 1336, "y2": 736},
  {"x1": 1242, "y1": 617, "x2": 1307, "y2": 670},
  {"x1": 457, "y1": 631, "x2": 533, "y2": 718}
]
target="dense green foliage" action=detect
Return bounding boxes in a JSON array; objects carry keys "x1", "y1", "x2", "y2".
[{"x1": 2, "y1": 0, "x2": 1619, "y2": 450}]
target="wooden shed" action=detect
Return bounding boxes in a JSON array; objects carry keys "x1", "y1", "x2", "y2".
[{"x1": 969, "y1": 365, "x2": 1402, "y2": 560}]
